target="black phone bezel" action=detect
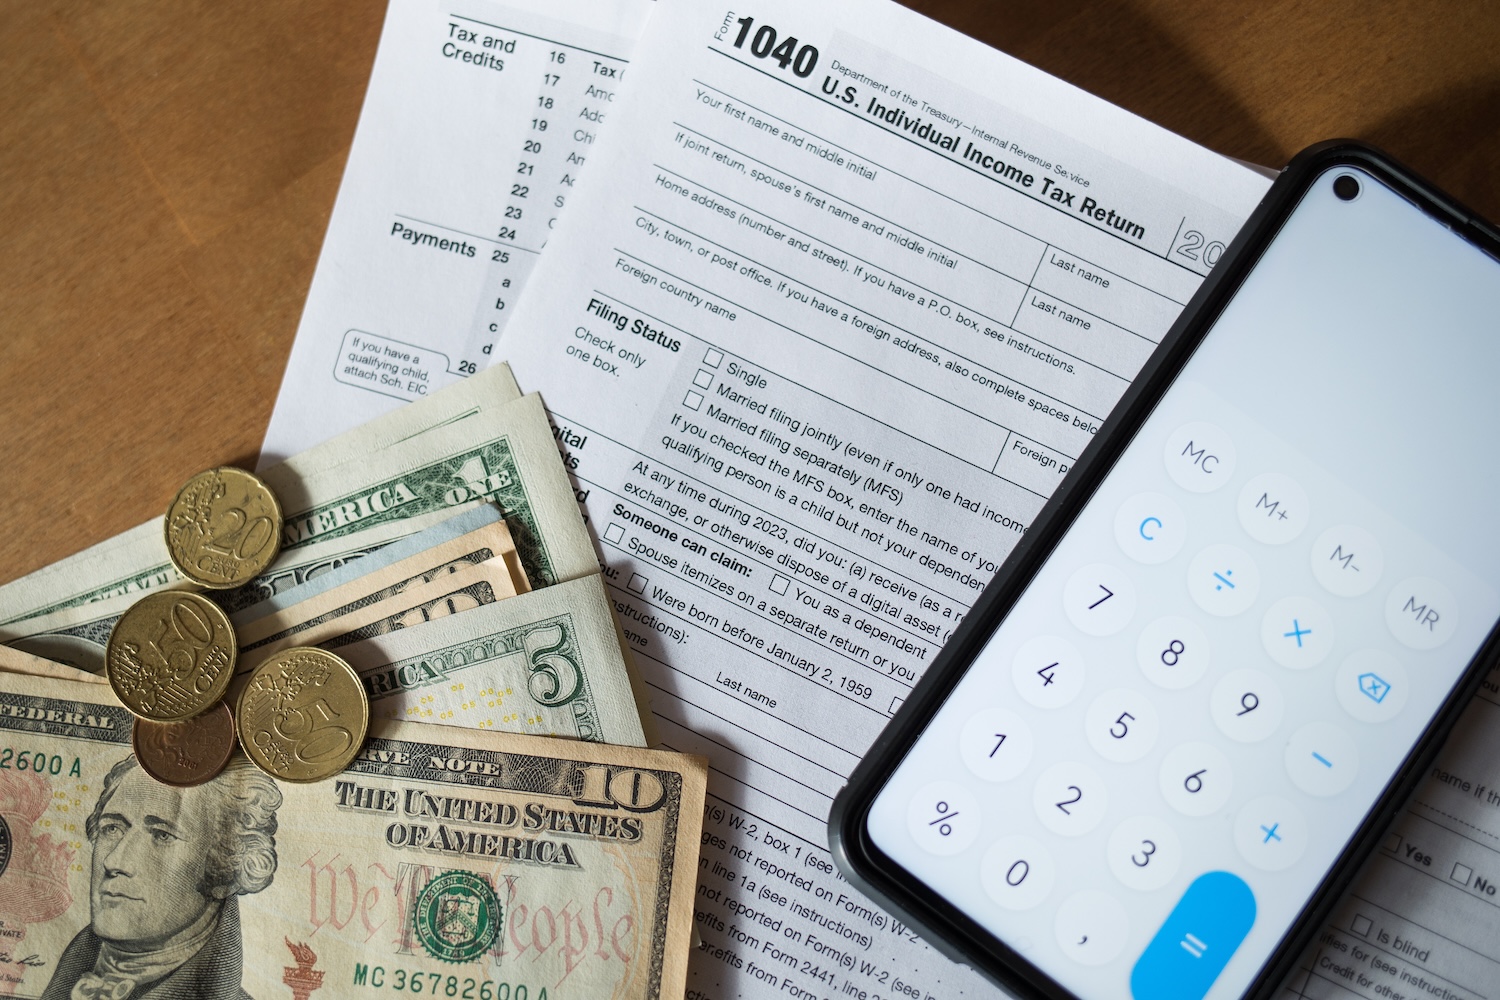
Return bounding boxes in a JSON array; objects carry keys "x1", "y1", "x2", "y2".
[{"x1": 828, "y1": 140, "x2": 1500, "y2": 1000}]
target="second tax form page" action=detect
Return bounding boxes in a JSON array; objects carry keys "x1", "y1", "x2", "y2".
[{"x1": 496, "y1": 0, "x2": 1268, "y2": 996}]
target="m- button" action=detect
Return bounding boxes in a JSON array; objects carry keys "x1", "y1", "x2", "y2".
[
  {"x1": 1310, "y1": 525, "x2": 1384, "y2": 598},
  {"x1": 1164, "y1": 423, "x2": 1236, "y2": 493}
]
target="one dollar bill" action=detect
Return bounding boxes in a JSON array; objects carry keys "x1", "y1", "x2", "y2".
[
  {"x1": 0, "y1": 671, "x2": 704, "y2": 1000},
  {"x1": 0, "y1": 366, "x2": 529, "y2": 626}
]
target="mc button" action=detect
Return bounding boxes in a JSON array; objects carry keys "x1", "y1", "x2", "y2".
[
  {"x1": 1130, "y1": 871, "x2": 1256, "y2": 1000},
  {"x1": 1164, "y1": 423, "x2": 1237, "y2": 494}
]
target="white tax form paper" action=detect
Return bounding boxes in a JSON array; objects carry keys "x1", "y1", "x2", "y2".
[
  {"x1": 495, "y1": 0, "x2": 1272, "y2": 996},
  {"x1": 258, "y1": 0, "x2": 650, "y2": 464}
]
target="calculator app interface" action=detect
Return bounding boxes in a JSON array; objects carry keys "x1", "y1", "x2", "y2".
[{"x1": 867, "y1": 169, "x2": 1500, "y2": 1000}]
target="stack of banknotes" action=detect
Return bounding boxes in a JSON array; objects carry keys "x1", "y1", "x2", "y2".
[{"x1": 0, "y1": 364, "x2": 705, "y2": 999}]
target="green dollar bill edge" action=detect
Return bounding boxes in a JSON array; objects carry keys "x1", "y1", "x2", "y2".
[
  {"x1": 280, "y1": 434, "x2": 556, "y2": 591},
  {"x1": 360, "y1": 614, "x2": 606, "y2": 743}
]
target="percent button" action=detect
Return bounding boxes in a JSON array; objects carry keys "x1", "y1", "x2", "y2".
[{"x1": 907, "y1": 781, "x2": 981, "y2": 856}]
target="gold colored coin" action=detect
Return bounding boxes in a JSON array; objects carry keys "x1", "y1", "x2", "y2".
[
  {"x1": 106, "y1": 591, "x2": 237, "y2": 722},
  {"x1": 133, "y1": 701, "x2": 237, "y2": 787},
  {"x1": 236, "y1": 647, "x2": 369, "y2": 783},
  {"x1": 165, "y1": 466, "x2": 284, "y2": 589}
]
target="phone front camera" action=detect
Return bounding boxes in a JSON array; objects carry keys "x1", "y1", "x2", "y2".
[{"x1": 1333, "y1": 174, "x2": 1361, "y2": 201}]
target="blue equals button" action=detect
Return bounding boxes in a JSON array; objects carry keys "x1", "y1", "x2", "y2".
[{"x1": 1131, "y1": 872, "x2": 1256, "y2": 1000}]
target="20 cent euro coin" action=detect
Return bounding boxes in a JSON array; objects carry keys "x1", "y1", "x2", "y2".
[
  {"x1": 106, "y1": 591, "x2": 237, "y2": 721},
  {"x1": 164, "y1": 466, "x2": 283, "y2": 589},
  {"x1": 236, "y1": 647, "x2": 369, "y2": 782},
  {"x1": 132, "y1": 700, "x2": 237, "y2": 786}
]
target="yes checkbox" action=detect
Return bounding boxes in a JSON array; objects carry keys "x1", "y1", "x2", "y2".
[
  {"x1": 693, "y1": 369, "x2": 714, "y2": 389},
  {"x1": 703, "y1": 348, "x2": 724, "y2": 368},
  {"x1": 604, "y1": 523, "x2": 625, "y2": 543}
]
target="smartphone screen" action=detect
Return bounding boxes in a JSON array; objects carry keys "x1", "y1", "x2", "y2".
[{"x1": 864, "y1": 168, "x2": 1500, "y2": 999}]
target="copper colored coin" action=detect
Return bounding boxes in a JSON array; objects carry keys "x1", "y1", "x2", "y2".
[
  {"x1": 164, "y1": 466, "x2": 284, "y2": 589},
  {"x1": 132, "y1": 701, "x2": 237, "y2": 787}
]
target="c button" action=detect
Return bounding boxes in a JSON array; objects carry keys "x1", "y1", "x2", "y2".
[{"x1": 1115, "y1": 493, "x2": 1187, "y2": 565}]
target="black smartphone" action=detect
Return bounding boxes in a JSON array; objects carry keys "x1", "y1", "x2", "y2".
[{"x1": 828, "y1": 142, "x2": 1500, "y2": 1000}]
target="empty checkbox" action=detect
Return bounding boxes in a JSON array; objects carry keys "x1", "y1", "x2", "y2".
[
  {"x1": 890, "y1": 696, "x2": 905, "y2": 714},
  {"x1": 703, "y1": 348, "x2": 724, "y2": 367},
  {"x1": 627, "y1": 573, "x2": 648, "y2": 594},
  {"x1": 769, "y1": 574, "x2": 790, "y2": 596},
  {"x1": 604, "y1": 522, "x2": 625, "y2": 543},
  {"x1": 1383, "y1": 832, "x2": 1402, "y2": 853},
  {"x1": 683, "y1": 391, "x2": 703, "y2": 411},
  {"x1": 693, "y1": 369, "x2": 714, "y2": 389},
  {"x1": 1350, "y1": 914, "x2": 1373, "y2": 937},
  {"x1": 1452, "y1": 862, "x2": 1474, "y2": 885}
]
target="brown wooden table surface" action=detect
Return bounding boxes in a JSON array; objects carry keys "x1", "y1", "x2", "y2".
[{"x1": 2, "y1": 0, "x2": 1497, "y2": 585}]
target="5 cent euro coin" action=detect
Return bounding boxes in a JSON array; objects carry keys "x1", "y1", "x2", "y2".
[
  {"x1": 106, "y1": 591, "x2": 237, "y2": 722},
  {"x1": 133, "y1": 700, "x2": 237, "y2": 787},
  {"x1": 237, "y1": 647, "x2": 369, "y2": 783},
  {"x1": 165, "y1": 466, "x2": 283, "y2": 589}
]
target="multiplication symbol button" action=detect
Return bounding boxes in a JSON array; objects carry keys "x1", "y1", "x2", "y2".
[
  {"x1": 1164, "y1": 422, "x2": 1236, "y2": 493},
  {"x1": 1260, "y1": 596, "x2": 1334, "y2": 669}
]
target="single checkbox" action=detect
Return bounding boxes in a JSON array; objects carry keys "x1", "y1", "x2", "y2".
[
  {"x1": 703, "y1": 348, "x2": 724, "y2": 368},
  {"x1": 604, "y1": 522, "x2": 625, "y2": 543},
  {"x1": 683, "y1": 391, "x2": 703, "y2": 411},
  {"x1": 627, "y1": 573, "x2": 648, "y2": 594},
  {"x1": 1350, "y1": 914, "x2": 1373, "y2": 937},
  {"x1": 1383, "y1": 832, "x2": 1402, "y2": 853},
  {"x1": 693, "y1": 369, "x2": 714, "y2": 389},
  {"x1": 769, "y1": 574, "x2": 790, "y2": 595},
  {"x1": 1452, "y1": 862, "x2": 1474, "y2": 885},
  {"x1": 890, "y1": 696, "x2": 905, "y2": 714}
]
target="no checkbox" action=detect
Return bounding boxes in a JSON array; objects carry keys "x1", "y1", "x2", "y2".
[{"x1": 1452, "y1": 862, "x2": 1474, "y2": 885}]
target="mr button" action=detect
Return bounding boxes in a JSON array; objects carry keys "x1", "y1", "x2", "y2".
[{"x1": 1385, "y1": 577, "x2": 1457, "y2": 650}]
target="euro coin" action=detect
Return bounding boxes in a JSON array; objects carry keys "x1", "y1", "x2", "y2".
[
  {"x1": 237, "y1": 647, "x2": 368, "y2": 782},
  {"x1": 133, "y1": 700, "x2": 237, "y2": 786},
  {"x1": 106, "y1": 591, "x2": 237, "y2": 721},
  {"x1": 165, "y1": 466, "x2": 283, "y2": 589}
]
